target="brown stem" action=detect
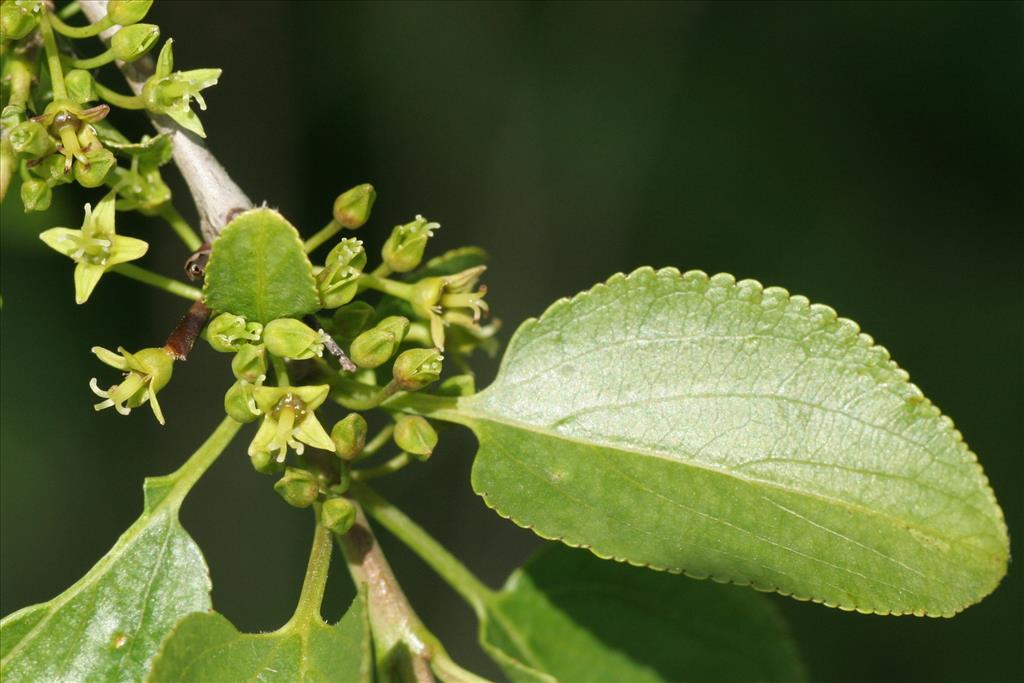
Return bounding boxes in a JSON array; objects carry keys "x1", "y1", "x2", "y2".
[
  {"x1": 164, "y1": 300, "x2": 211, "y2": 360},
  {"x1": 79, "y1": 0, "x2": 252, "y2": 241},
  {"x1": 337, "y1": 503, "x2": 436, "y2": 683}
]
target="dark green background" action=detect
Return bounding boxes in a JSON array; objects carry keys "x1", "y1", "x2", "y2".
[{"x1": 2, "y1": 2, "x2": 1021, "y2": 681}]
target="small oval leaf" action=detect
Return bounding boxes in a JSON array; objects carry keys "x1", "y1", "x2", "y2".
[
  {"x1": 148, "y1": 591, "x2": 370, "y2": 683},
  {"x1": 460, "y1": 267, "x2": 1008, "y2": 616},
  {"x1": 480, "y1": 544, "x2": 805, "y2": 682},
  {"x1": 204, "y1": 208, "x2": 319, "y2": 324}
]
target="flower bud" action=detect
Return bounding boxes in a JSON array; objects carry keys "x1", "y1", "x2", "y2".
[
  {"x1": 65, "y1": 70, "x2": 97, "y2": 104},
  {"x1": 333, "y1": 183, "x2": 376, "y2": 229},
  {"x1": 9, "y1": 120, "x2": 55, "y2": 159},
  {"x1": 274, "y1": 467, "x2": 320, "y2": 508},
  {"x1": 107, "y1": 0, "x2": 153, "y2": 25},
  {"x1": 381, "y1": 215, "x2": 438, "y2": 273},
  {"x1": 0, "y1": 0, "x2": 42, "y2": 40},
  {"x1": 224, "y1": 380, "x2": 261, "y2": 424},
  {"x1": 394, "y1": 415, "x2": 437, "y2": 461},
  {"x1": 111, "y1": 23, "x2": 160, "y2": 62},
  {"x1": 392, "y1": 348, "x2": 443, "y2": 391},
  {"x1": 409, "y1": 277, "x2": 445, "y2": 319},
  {"x1": 31, "y1": 154, "x2": 71, "y2": 186},
  {"x1": 349, "y1": 318, "x2": 404, "y2": 369},
  {"x1": 317, "y1": 238, "x2": 366, "y2": 309},
  {"x1": 331, "y1": 413, "x2": 368, "y2": 461},
  {"x1": 264, "y1": 318, "x2": 325, "y2": 360},
  {"x1": 20, "y1": 178, "x2": 51, "y2": 212},
  {"x1": 321, "y1": 497, "x2": 356, "y2": 534},
  {"x1": 207, "y1": 313, "x2": 262, "y2": 353},
  {"x1": 73, "y1": 148, "x2": 116, "y2": 188},
  {"x1": 250, "y1": 449, "x2": 284, "y2": 475},
  {"x1": 231, "y1": 343, "x2": 267, "y2": 382},
  {"x1": 332, "y1": 301, "x2": 376, "y2": 340}
]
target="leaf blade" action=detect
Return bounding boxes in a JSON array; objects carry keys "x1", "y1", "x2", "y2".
[
  {"x1": 479, "y1": 544, "x2": 806, "y2": 683},
  {"x1": 203, "y1": 208, "x2": 319, "y2": 324},
  {"x1": 462, "y1": 267, "x2": 1008, "y2": 616}
]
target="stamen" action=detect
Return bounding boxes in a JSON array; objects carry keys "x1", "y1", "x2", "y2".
[{"x1": 89, "y1": 378, "x2": 109, "y2": 398}]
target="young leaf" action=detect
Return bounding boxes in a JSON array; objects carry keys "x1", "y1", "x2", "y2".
[
  {"x1": 204, "y1": 208, "x2": 319, "y2": 324},
  {"x1": 457, "y1": 268, "x2": 1008, "y2": 617},
  {"x1": 148, "y1": 591, "x2": 371, "y2": 683},
  {"x1": 480, "y1": 544, "x2": 805, "y2": 682}
]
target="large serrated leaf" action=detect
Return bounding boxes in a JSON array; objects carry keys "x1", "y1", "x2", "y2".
[
  {"x1": 480, "y1": 544, "x2": 805, "y2": 682},
  {"x1": 203, "y1": 208, "x2": 319, "y2": 323},
  {"x1": 147, "y1": 590, "x2": 371, "y2": 683},
  {"x1": 457, "y1": 267, "x2": 1008, "y2": 617}
]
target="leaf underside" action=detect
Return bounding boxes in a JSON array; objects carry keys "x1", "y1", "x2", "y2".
[
  {"x1": 147, "y1": 591, "x2": 371, "y2": 683},
  {"x1": 203, "y1": 207, "x2": 319, "y2": 324},
  {"x1": 0, "y1": 480, "x2": 210, "y2": 682},
  {"x1": 462, "y1": 267, "x2": 1008, "y2": 617},
  {"x1": 480, "y1": 543, "x2": 805, "y2": 683}
]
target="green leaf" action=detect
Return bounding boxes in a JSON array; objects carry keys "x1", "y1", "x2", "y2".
[
  {"x1": 480, "y1": 544, "x2": 805, "y2": 683},
  {"x1": 459, "y1": 267, "x2": 1008, "y2": 617},
  {"x1": 0, "y1": 481, "x2": 210, "y2": 682},
  {"x1": 148, "y1": 590, "x2": 371, "y2": 683},
  {"x1": 204, "y1": 208, "x2": 319, "y2": 324}
]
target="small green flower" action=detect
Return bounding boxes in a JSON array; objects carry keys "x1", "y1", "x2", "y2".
[
  {"x1": 382, "y1": 215, "x2": 438, "y2": 273},
  {"x1": 0, "y1": 0, "x2": 43, "y2": 41},
  {"x1": 393, "y1": 348, "x2": 443, "y2": 391},
  {"x1": 107, "y1": 0, "x2": 154, "y2": 25},
  {"x1": 331, "y1": 413, "x2": 368, "y2": 461},
  {"x1": 317, "y1": 238, "x2": 366, "y2": 308},
  {"x1": 142, "y1": 39, "x2": 222, "y2": 138},
  {"x1": 248, "y1": 384, "x2": 333, "y2": 463},
  {"x1": 39, "y1": 191, "x2": 148, "y2": 304},
  {"x1": 207, "y1": 313, "x2": 263, "y2": 353},
  {"x1": 409, "y1": 266, "x2": 489, "y2": 350},
  {"x1": 394, "y1": 415, "x2": 437, "y2": 461},
  {"x1": 264, "y1": 318, "x2": 328, "y2": 360},
  {"x1": 110, "y1": 23, "x2": 160, "y2": 62},
  {"x1": 90, "y1": 346, "x2": 174, "y2": 424},
  {"x1": 321, "y1": 497, "x2": 357, "y2": 534}
]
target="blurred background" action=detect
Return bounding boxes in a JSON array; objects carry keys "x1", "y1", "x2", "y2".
[{"x1": 2, "y1": 1, "x2": 1022, "y2": 681}]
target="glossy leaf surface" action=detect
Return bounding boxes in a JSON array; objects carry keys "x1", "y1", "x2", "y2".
[
  {"x1": 460, "y1": 268, "x2": 1008, "y2": 616},
  {"x1": 148, "y1": 592, "x2": 370, "y2": 683},
  {"x1": 480, "y1": 544, "x2": 805, "y2": 682},
  {"x1": 204, "y1": 208, "x2": 319, "y2": 324},
  {"x1": 0, "y1": 480, "x2": 210, "y2": 682}
]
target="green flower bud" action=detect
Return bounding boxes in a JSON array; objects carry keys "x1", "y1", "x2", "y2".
[
  {"x1": 73, "y1": 148, "x2": 116, "y2": 188},
  {"x1": 249, "y1": 448, "x2": 284, "y2": 475},
  {"x1": 331, "y1": 413, "x2": 368, "y2": 461},
  {"x1": 9, "y1": 120, "x2": 55, "y2": 159},
  {"x1": 65, "y1": 70, "x2": 97, "y2": 104},
  {"x1": 224, "y1": 379, "x2": 261, "y2": 424},
  {"x1": 333, "y1": 183, "x2": 376, "y2": 229},
  {"x1": 264, "y1": 318, "x2": 325, "y2": 360},
  {"x1": 392, "y1": 348, "x2": 443, "y2": 391},
  {"x1": 317, "y1": 238, "x2": 366, "y2": 309},
  {"x1": 274, "y1": 467, "x2": 320, "y2": 508},
  {"x1": 321, "y1": 497, "x2": 356, "y2": 535},
  {"x1": 207, "y1": 313, "x2": 262, "y2": 353},
  {"x1": 107, "y1": 0, "x2": 153, "y2": 25},
  {"x1": 332, "y1": 301, "x2": 376, "y2": 340},
  {"x1": 394, "y1": 415, "x2": 437, "y2": 461},
  {"x1": 231, "y1": 343, "x2": 267, "y2": 382},
  {"x1": 142, "y1": 39, "x2": 221, "y2": 138},
  {"x1": 20, "y1": 178, "x2": 51, "y2": 212},
  {"x1": 0, "y1": 0, "x2": 42, "y2": 40},
  {"x1": 30, "y1": 154, "x2": 72, "y2": 186},
  {"x1": 1, "y1": 103, "x2": 26, "y2": 130},
  {"x1": 349, "y1": 316, "x2": 407, "y2": 369},
  {"x1": 409, "y1": 277, "x2": 445, "y2": 319},
  {"x1": 111, "y1": 23, "x2": 160, "y2": 62},
  {"x1": 381, "y1": 215, "x2": 438, "y2": 273}
]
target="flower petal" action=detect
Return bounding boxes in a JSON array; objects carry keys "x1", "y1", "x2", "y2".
[
  {"x1": 107, "y1": 235, "x2": 149, "y2": 265},
  {"x1": 92, "y1": 346, "x2": 129, "y2": 370},
  {"x1": 39, "y1": 228, "x2": 83, "y2": 258},
  {"x1": 293, "y1": 414, "x2": 335, "y2": 452},
  {"x1": 74, "y1": 263, "x2": 105, "y2": 304}
]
